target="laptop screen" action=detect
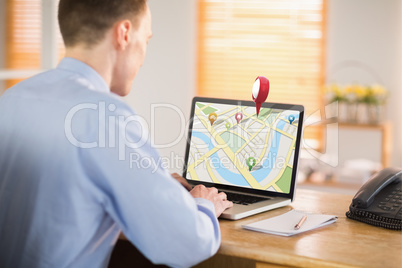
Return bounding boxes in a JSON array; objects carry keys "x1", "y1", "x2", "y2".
[{"x1": 183, "y1": 97, "x2": 304, "y2": 198}]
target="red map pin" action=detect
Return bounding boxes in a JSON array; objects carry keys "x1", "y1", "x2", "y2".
[
  {"x1": 252, "y1": 76, "x2": 270, "y2": 117},
  {"x1": 235, "y1": 112, "x2": 243, "y2": 124}
]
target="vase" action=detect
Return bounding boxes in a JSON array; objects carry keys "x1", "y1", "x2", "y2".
[
  {"x1": 367, "y1": 104, "x2": 383, "y2": 124},
  {"x1": 356, "y1": 103, "x2": 369, "y2": 124},
  {"x1": 346, "y1": 102, "x2": 357, "y2": 123},
  {"x1": 337, "y1": 102, "x2": 348, "y2": 123}
]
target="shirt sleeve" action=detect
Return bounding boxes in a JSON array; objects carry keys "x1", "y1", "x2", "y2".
[{"x1": 78, "y1": 103, "x2": 221, "y2": 268}]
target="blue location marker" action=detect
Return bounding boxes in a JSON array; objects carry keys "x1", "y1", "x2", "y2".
[{"x1": 288, "y1": 115, "x2": 295, "y2": 124}]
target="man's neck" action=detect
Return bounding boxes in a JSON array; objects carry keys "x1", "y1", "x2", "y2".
[{"x1": 64, "y1": 43, "x2": 115, "y2": 88}]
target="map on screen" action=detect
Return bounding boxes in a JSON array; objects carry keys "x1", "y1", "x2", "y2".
[{"x1": 186, "y1": 102, "x2": 300, "y2": 193}]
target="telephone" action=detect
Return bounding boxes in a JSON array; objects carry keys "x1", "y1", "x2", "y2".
[{"x1": 346, "y1": 167, "x2": 402, "y2": 230}]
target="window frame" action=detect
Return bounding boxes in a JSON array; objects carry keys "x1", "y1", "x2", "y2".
[{"x1": 0, "y1": 0, "x2": 59, "y2": 93}]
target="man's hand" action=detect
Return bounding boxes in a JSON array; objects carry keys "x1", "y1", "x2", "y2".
[
  {"x1": 190, "y1": 184, "x2": 233, "y2": 217},
  {"x1": 171, "y1": 173, "x2": 192, "y2": 191}
]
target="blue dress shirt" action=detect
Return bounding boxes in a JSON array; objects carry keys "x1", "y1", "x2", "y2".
[{"x1": 0, "y1": 58, "x2": 220, "y2": 268}]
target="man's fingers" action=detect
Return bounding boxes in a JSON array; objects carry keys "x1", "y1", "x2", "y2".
[
  {"x1": 215, "y1": 200, "x2": 234, "y2": 217},
  {"x1": 224, "y1": 200, "x2": 234, "y2": 208},
  {"x1": 195, "y1": 184, "x2": 205, "y2": 189},
  {"x1": 218, "y1": 192, "x2": 227, "y2": 200},
  {"x1": 193, "y1": 184, "x2": 205, "y2": 192},
  {"x1": 189, "y1": 186, "x2": 233, "y2": 217},
  {"x1": 209, "y1": 187, "x2": 218, "y2": 194}
]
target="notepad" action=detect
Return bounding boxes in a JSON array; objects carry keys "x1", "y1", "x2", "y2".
[{"x1": 242, "y1": 210, "x2": 338, "y2": 236}]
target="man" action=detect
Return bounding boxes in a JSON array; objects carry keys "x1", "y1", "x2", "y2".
[{"x1": 0, "y1": 0, "x2": 232, "y2": 267}]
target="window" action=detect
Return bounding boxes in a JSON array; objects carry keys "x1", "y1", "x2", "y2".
[
  {"x1": 197, "y1": 0, "x2": 326, "y2": 141},
  {"x1": 4, "y1": 0, "x2": 64, "y2": 89}
]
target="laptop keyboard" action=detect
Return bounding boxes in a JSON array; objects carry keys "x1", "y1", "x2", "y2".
[{"x1": 225, "y1": 192, "x2": 270, "y2": 205}]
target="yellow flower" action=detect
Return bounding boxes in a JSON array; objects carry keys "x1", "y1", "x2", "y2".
[
  {"x1": 325, "y1": 83, "x2": 388, "y2": 105},
  {"x1": 324, "y1": 84, "x2": 347, "y2": 102},
  {"x1": 352, "y1": 84, "x2": 368, "y2": 99},
  {"x1": 344, "y1": 85, "x2": 354, "y2": 94},
  {"x1": 371, "y1": 84, "x2": 387, "y2": 96}
]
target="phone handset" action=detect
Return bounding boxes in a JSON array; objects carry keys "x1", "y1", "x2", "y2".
[{"x1": 352, "y1": 167, "x2": 402, "y2": 209}]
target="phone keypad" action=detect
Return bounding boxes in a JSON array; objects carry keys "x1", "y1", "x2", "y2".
[{"x1": 378, "y1": 188, "x2": 402, "y2": 212}]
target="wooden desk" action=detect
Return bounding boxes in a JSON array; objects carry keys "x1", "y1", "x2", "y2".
[{"x1": 195, "y1": 189, "x2": 402, "y2": 268}]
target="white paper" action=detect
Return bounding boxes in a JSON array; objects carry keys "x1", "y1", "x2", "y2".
[{"x1": 242, "y1": 210, "x2": 338, "y2": 236}]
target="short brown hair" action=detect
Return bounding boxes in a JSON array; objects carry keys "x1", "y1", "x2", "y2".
[{"x1": 58, "y1": 0, "x2": 147, "y2": 47}]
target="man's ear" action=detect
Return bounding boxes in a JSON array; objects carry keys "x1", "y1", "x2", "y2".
[{"x1": 114, "y1": 20, "x2": 132, "y2": 50}]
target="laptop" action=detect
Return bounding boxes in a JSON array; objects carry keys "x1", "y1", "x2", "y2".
[{"x1": 183, "y1": 97, "x2": 304, "y2": 220}]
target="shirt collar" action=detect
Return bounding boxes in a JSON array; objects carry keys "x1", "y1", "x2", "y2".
[{"x1": 57, "y1": 57, "x2": 110, "y2": 93}]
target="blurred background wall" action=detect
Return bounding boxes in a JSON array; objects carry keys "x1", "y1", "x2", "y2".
[{"x1": 124, "y1": 0, "x2": 198, "y2": 173}]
